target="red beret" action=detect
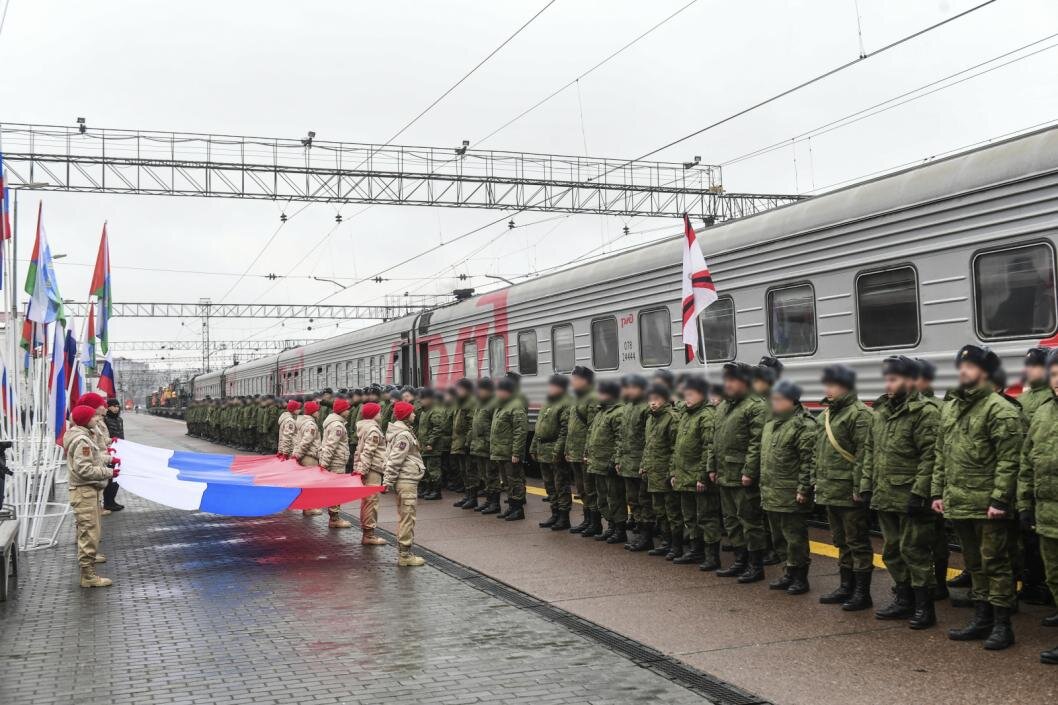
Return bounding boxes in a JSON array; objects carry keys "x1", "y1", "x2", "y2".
[
  {"x1": 71, "y1": 405, "x2": 95, "y2": 427},
  {"x1": 78, "y1": 392, "x2": 106, "y2": 409},
  {"x1": 286, "y1": 400, "x2": 301, "y2": 413},
  {"x1": 304, "y1": 401, "x2": 320, "y2": 415},
  {"x1": 333, "y1": 398, "x2": 350, "y2": 415},
  {"x1": 393, "y1": 401, "x2": 414, "y2": 421},
  {"x1": 360, "y1": 402, "x2": 381, "y2": 420}
]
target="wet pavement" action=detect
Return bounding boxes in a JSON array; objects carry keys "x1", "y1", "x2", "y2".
[{"x1": 0, "y1": 414, "x2": 730, "y2": 705}]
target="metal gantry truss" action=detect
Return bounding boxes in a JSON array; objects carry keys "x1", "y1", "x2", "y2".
[
  {"x1": 0, "y1": 122, "x2": 804, "y2": 219},
  {"x1": 57, "y1": 301, "x2": 427, "y2": 320},
  {"x1": 106, "y1": 339, "x2": 318, "y2": 352}
]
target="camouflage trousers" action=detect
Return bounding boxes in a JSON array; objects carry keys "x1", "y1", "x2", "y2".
[
  {"x1": 70, "y1": 486, "x2": 102, "y2": 570},
  {"x1": 719, "y1": 485, "x2": 767, "y2": 552},
  {"x1": 499, "y1": 460, "x2": 526, "y2": 502},
  {"x1": 679, "y1": 489, "x2": 721, "y2": 543},
  {"x1": 876, "y1": 510, "x2": 937, "y2": 588},
  {"x1": 621, "y1": 475, "x2": 653, "y2": 523},
  {"x1": 540, "y1": 461, "x2": 556, "y2": 498},
  {"x1": 1040, "y1": 534, "x2": 1058, "y2": 605},
  {"x1": 482, "y1": 457, "x2": 501, "y2": 494},
  {"x1": 570, "y1": 461, "x2": 596, "y2": 511},
  {"x1": 767, "y1": 510, "x2": 811, "y2": 568},
  {"x1": 423, "y1": 456, "x2": 442, "y2": 491},
  {"x1": 651, "y1": 489, "x2": 679, "y2": 535},
  {"x1": 394, "y1": 479, "x2": 419, "y2": 553},
  {"x1": 465, "y1": 455, "x2": 485, "y2": 492},
  {"x1": 542, "y1": 462, "x2": 572, "y2": 512},
  {"x1": 359, "y1": 470, "x2": 384, "y2": 533},
  {"x1": 594, "y1": 468, "x2": 625, "y2": 523},
  {"x1": 953, "y1": 518, "x2": 1016, "y2": 608},
  {"x1": 825, "y1": 504, "x2": 874, "y2": 573},
  {"x1": 451, "y1": 454, "x2": 470, "y2": 490}
]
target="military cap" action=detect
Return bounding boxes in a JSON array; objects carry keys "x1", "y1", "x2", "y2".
[
  {"x1": 773, "y1": 379, "x2": 802, "y2": 403},
  {"x1": 477, "y1": 377, "x2": 495, "y2": 391},
  {"x1": 753, "y1": 365, "x2": 778, "y2": 384},
  {"x1": 955, "y1": 344, "x2": 1000, "y2": 375},
  {"x1": 1048, "y1": 349, "x2": 1058, "y2": 368},
  {"x1": 106, "y1": 398, "x2": 120, "y2": 407},
  {"x1": 401, "y1": 385, "x2": 415, "y2": 394},
  {"x1": 419, "y1": 388, "x2": 436, "y2": 400},
  {"x1": 571, "y1": 365, "x2": 595, "y2": 382},
  {"x1": 882, "y1": 355, "x2": 918, "y2": 378},
  {"x1": 620, "y1": 374, "x2": 648, "y2": 389},
  {"x1": 388, "y1": 389, "x2": 402, "y2": 401},
  {"x1": 682, "y1": 375, "x2": 709, "y2": 395},
  {"x1": 597, "y1": 380, "x2": 621, "y2": 398},
  {"x1": 647, "y1": 383, "x2": 670, "y2": 399},
  {"x1": 758, "y1": 356, "x2": 784, "y2": 375},
  {"x1": 322, "y1": 387, "x2": 334, "y2": 395},
  {"x1": 915, "y1": 358, "x2": 936, "y2": 381},
  {"x1": 455, "y1": 378, "x2": 474, "y2": 391},
  {"x1": 821, "y1": 364, "x2": 856, "y2": 389},
  {"x1": 337, "y1": 388, "x2": 348, "y2": 395},
  {"x1": 652, "y1": 368, "x2": 675, "y2": 388},
  {"x1": 547, "y1": 374, "x2": 569, "y2": 391},
  {"x1": 497, "y1": 377, "x2": 516, "y2": 393},
  {"x1": 1025, "y1": 346, "x2": 1049, "y2": 367},
  {"x1": 722, "y1": 361, "x2": 754, "y2": 383},
  {"x1": 990, "y1": 367, "x2": 1008, "y2": 390}
]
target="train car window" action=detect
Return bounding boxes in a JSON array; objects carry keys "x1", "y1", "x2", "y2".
[
  {"x1": 463, "y1": 341, "x2": 479, "y2": 379},
  {"x1": 357, "y1": 359, "x2": 365, "y2": 386},
  {"x1": 517, "y1": 331, "x2": 538, "y2": 375},
  {"x1": 369, "y1": 357, "x2": 377, "y2": 383},
  {"x1": 856, "y1": 266, "x2": 919, "y2": 349},
  {"x1": 638, "y1": 307, "x2": 672, "y2": 367},
  {"x1": 974, "y1": 242, "x2": 1057, "y2": 339},
  {"x1": 488, "y1": 336, "x2": 506, "y2": 378},
  {"x1": 551, "y1": 324, "x2": 575, "y2": 373},
  {"x1": 591, "y1": 317, "x2": 619, "y2": 370},
  {"x1": 697, "y1": 296, "x2": 736, "y2": 362},
  {"x1": 767, "y1": 284, "x2": 817, "y2": 356}
]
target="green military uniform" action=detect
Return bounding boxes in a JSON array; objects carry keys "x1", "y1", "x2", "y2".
[
  {"x1": 617, "y1": 397, "x2": 651, "y2": 525},
  {"x1": 567, "y1": 388, "x2": 600, "y2": 519},
  {"x1": 932, "y1": 384, "x2": 1022, "y2": 609},
  {"x1": 712, "y1": 394, "x2": 768, "y2": 553},
  {"x1": 642, "y1": 401, "x2": 679, "y2": 546},
  {"x1": 450, "y1": 395, "x2": 477, "y2": 493},
  {"x1": 760, "y1": 410, "x2": 817, "y2": 570},
  {"x1": 530, "y1": 394, "x2": 572, "y2": 511},
  {"x1": 490, "y1": 395, "x2": 529, "y2": 510},
  {"x1": 865, "y1": 392, "x2": 940, "y2": 592},
  {"x1": 815, "y1": 393, "x2": 874, "y2": 573},
  {"x1": 470, "y1": 393, "x2": 499, "y2": 500},
  {"x1": 436, "y1": 400, "x2": 455, "y2": 488},
  {"x1": 1019, "y1": 379, "x2": 1052, "y2": 421},
  {"x1": 1019, "y1": 394, "x2": 1058, "y2": 627},
  {"x1": 671, "y1": 400, "x2": 719, "y2": 557},
  {"x1": 586, "y1": 399, "x2": 623, "y2": 527},
  {"x1": 417, "y1": 403, "x2": 446, "y2": 493}
]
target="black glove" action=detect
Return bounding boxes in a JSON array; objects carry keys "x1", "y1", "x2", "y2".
[
  {"x1": 907, "y1": 494, "x2": 928, "y2": 517},
  {"x1": 1019, "y1": 509, "x2": 1035, "y2": 532}
]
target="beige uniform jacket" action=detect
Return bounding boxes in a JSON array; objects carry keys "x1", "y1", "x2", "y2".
[
  {"x1": 354, "y1": 419, "x2": 386, "y2": 476},
  {"x1": 277, "y1": 411, "x2": 296, "y2": 455},
  {"x1": 382, "y1": 420, "x2": 425, "y2": 487},
  {"x1": 292, "y1": 414, "x2": 321, "y2": 460},
  {"x1": 64, "y1": 425, "x2": 113, "y2": 489},
  {"x1": 318, "y1": 413, "x2": 351, "y2": 471},
  {"x1": 89, "y1": 415, "x2": 113, "y2": 466}
]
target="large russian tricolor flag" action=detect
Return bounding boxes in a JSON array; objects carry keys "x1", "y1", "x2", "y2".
[{"x1": 112, "y1": 439, "x2": 384, "y2": 516}]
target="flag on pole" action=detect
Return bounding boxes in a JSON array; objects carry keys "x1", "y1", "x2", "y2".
[
  {"x1": 98, "y1": 351, "x2": 116, "y2": 398},
  {"x1": 90, "y1": 224, "x2": 112, "y2": 354},
  {"x1": 82, "y1": 304, "x2": 97, "y2": 370},
  {"x1": 680, "y1": 213, "x2": 718, "y2": 364},
  {"x1": 49, "y1": 323, "x2": 69, "y2": 444},
  {"x1": 1, "y1": 365, "x2": 10, "y2": 420},
  {"x1": 0, "y1": 152, "x2": 11, "y2": 241},
  {"x1": 65, "y1": 327, "x2": 84, "y2": 407},
  {"x1": 22, "y1": 203, "x2": 66, "y2": 348}
]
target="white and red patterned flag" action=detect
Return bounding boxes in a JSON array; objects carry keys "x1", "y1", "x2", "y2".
[{"x1": 681, "y1": 213, "x2": 718, "y2": 364}]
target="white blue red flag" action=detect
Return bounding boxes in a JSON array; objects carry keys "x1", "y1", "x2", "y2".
[
  {"x1": 48, "y1": 323, "x2": 68, "y2": 444},
  {"x1": 681, "y1": 213, "x2": 718, "y2": 364},
  {"x1": 22, "y1": 203, "x2": 65, "y2": 349},
  {"x1": 90, "y1": 224, "x2": 112, "y2": 354},
  {"x1": 97, "y1": 351, "x2": 116, "y2": 398}
]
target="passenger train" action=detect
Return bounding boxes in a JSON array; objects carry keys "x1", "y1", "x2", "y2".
[{"x1": 191, "y1": 125, "x2": 1058, "y2": 408}]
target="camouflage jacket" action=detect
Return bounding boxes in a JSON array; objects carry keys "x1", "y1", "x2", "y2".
[
  {"x1": 64, "y1": 425, "x2": 112, "y2": 489},
  {"x1": 760, "y1": 411, "x2": 816, "y2": 513},
  {"x1": 417, "y1": 405, "x2": 447, "y2": 457},
  {"x1": 1019, "y1": 395, "x2": 1058, "y2": 539},
  {"x1": 931, "y1": 384, "x2": 1023, "y2": 518},
  {"x1": 382, "y1": 420, "x2": 425, "y2": 486},
  {"x1": 277, "y1": 411, "x2": 297, "y2": 455},
  {"x1": 489, "y1": 397, "x2": 529, "y2": 461},
  {"x1": 616, "y1": 399, "x2": 649, "y2": 478},
  {"x1": 566, "y1": 389, "x2": 599, "y2": 462},
  {"x1": 469, "y1": 396, "x2": 498, "y2": 458},
  {"x1": 712, "y1": 394, "x2": 766, "y2": 487},
  {"x1": 641, "y1": 403, "x2": 678, "y2": 492},
  {"x1": 318, "y1": 413, "x2": 351, "y2": 471},
  {"x1": 585, "y1": 400, "x2": 623, "y2": 474},
  {"x1": 864, "y1": 392, "x2": 939, "y2": 512},
  {"x1": 671, "y1": 401, "x2": 715, "y2": 491},
  {"x1": 354, "y1": 418, "x2": 386, "y2": 476},
  {"x1": 530, "y1": 395, "x2": 571, "y2": 464},
  {"x1": 292, "y1": 414, "x2": 321, "y2": 460},
  {"x1": 450, "y1": 397, "x2": 477, "y2": 455},
  {"x1": 813, "y1": 393, "x2": 872, "y2": 508},
  {"x1": 1019, "y1": 380, "x2": 1052, "y2": 422}
]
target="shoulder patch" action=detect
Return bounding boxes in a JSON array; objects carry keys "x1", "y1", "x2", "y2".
[
  {"x1": 81, "y1": 446, "x2": 91, "y2": 457},
  {"x1": 397, "y1": 440, "x2": 408, "y2": 450}
]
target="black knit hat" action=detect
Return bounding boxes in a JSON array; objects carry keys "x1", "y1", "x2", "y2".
[
  {"x1": 882, "y1": 355, "x2": 919, "y2": 378},
  {"x1": 821, "y1": 364, "x2": 856, "y2": 389},
  {"x1": 597, "y1": 380, "x2": 621, "y2": 398},
  {"x1": 955, "y1": 344, "x2": 1000, "y2": 375},
  {"x1": 1025, "y1": 346, "x2": 1049, "y2": 367},
  {"x1": 547, "y1": 374, "x2": 569, "y2": 391},
  {"x1": 773, "y1": 379, "x2": 802, "y2": 403}
]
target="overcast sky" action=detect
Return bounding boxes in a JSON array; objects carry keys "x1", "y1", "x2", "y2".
[{"x1": 2, "y1": 0, "x2": 1056, "y2": 371}]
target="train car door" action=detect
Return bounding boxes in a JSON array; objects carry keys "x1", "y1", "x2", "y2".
[{"x1": 418, "y1": 342, "x2": 431, "y2": 387}]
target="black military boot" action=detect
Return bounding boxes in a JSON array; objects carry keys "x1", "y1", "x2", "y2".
[
  {"x1": 769, "y1": 567, "x2": 794, "y2": 591},
  {"x1": 583, "y1": 511, "x2": 603, "y2": 538},
  {"x1": 627, "y1": 524, "x2": 654, "y2": 552},
  {"x1": 716, "y1": 548, "x2": 748, "y2": 577},
  {"x1": 909, "y1": 587, "x2": 937, "y2": 630},
  {"x1": 551, "y1": 510, "x2": 571, "y2": 531},
  {"x1": 737, "y1": 550, "x2": 766, "y2": 584},
  {"x1": 947, "y1": 568, "x2": 972, "y2": 588},
  {"x1": 841, "y1": 571, "x2": 874, "y2": 612},
  {"x1": 983, "y1": 606, "x2": 1015, "y2": 650},
  {"x1": 497, "y1": 499, "x2": 513, "y2": 519},
  {"x1": 875, "y1": 582, "x2": 914, "y2": 620},
  {"x1": 1041, "y1": 645, "x2": 1058, "y2": 664},
  {"x1": 698, "y1": 543, "x2": 722, "y2": 572},
  {"x1": 933, "y1": 559, "x2": 950, "y2": 601},
  {"x1": 1043, "y1": 612, "x2": 1058, "y2": 627},
  {"x1": 462, "y1": 493, "x2": 479, "y2": 510},
  {"x1": 539, "y1": 507, "x2": 560, "y2": 528},
  {"x1": 820, "y1": 567, "x2": 855, "y2": 604},
  {"x1": 504, "y1": 500, "x2": 525, "y2": 522},
  {"x1": 453, "y1": 493, "x2": 469, "y2": 508},
  {"x1": 762, "y1": 549, "x2": 782, "y2": 566},
  {"x1": 542, "y1": 493, "x2": 552, "y2": 503},
  {"x1": 595, "y1": 521, "x2": 616, "y2": 542},
  {"x1": 787, "y1": 566, "x2": 810, "y2": 595},
  {"x1": 666, "y1": 532, "x2": 684, "y2": 561},
  {"x1": 674, "y1": 538, "x2": 704, "y2": 565},
  {"x1": 570, "y1": 508, "x2": 591, "y2": 534},
  {"x1": 648, "y1": 529, "x2": 671, "y2": 557},
  {"x1": 479, "y1": 493, "x2": 501, "y2": 515},
  {"x1": 948, "y1": 601, "x2": 994, "y2": 641},
  {"x1": 607, "y1": 522, "x2": 628, "y2": 545}
]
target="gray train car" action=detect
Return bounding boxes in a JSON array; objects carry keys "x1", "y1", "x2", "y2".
[{"x1": 192, "y1": 125, "x2": 1058, "y2": 407}]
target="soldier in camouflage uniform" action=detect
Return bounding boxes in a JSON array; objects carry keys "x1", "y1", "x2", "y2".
[
  {"x1": 641, "y1": 383, "x2": 678, "y2": 556},
  {"x1": 866, "y1": 356, "x2": 941, "y2": 628},
  {"x1": 617, "y1": 375, "x2": 651, "y2": 548},
  {"x1": 584, "y1": 380, "x2": 624, "y2": 543},
  {"x1": 450, "y1": 379, "x2": 478, "y2": 509},
  {"x1": 319, "y1": 399, "x2": 353, "y2": 529},
  {"x1": 1019, "y1": 349, "x2": 1058, "y2": 664},
  {"x1": 491, "y1": 377, "x2": 529, "y2": 521},
  {"x1": 760, "y1": 380, "x2": 816, "y2": 595},
  {"x1": 712, "y1": 362, "x2": 768, "y2": 583},
  {"x1": 1017, "y1": 346, "x2": 1054, "y2": 607},
  {"x1": 470, "y1": 379, "x2": 500, "y2": 514},
  {"x1": 567, "y1": 367, "x2": 601, "y2": 535},
  {"x1": 933, "y1": 345, "x2": 1022, "y2": 651},
  {"x1": 531, "y1": 375, "x2": 572, "y2": 530},
  {"x1": 815, "y1": 364, "x2": 875, "y2": 611},
  {"x1": 416, "y1": 389, "x2": 445, "y2": 500},
  {"x1": 670, "y1": 376, "x2": 718, "y2": 568}
]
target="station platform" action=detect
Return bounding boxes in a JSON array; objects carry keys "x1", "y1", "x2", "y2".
[{"x1": 1, "y1": 413, "x2": 1055, "y2": 705}]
